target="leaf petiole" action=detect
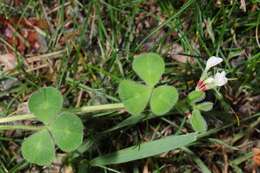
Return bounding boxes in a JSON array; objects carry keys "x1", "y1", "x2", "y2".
[
  {"x1": 0, "y1": 125, "x2": 44, "y2": 131},
  {"x1": 0, "y1": 103, "x2": 125, "y2": 124}
]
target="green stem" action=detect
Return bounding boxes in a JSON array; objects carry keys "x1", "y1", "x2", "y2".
[
  {"x1": 0, "y1": 114, "x2": 35, "y2": 123},
  {"x1": 0, "y1": 125, "x2": 44, "y2": 131},
  {"x1": 72, "y1": 103, "x2": 125, "y2": 114},
  {"x1": 0, "y1": 103, "x2": 125, "y2": 124}
]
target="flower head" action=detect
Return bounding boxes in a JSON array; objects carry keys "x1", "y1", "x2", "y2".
[
  {"x1": 196, "y1": 56, "x2": 227, "y2": 92},
  {"x1": 196, "y1": 71, "x2": 228, "y2": 91}
]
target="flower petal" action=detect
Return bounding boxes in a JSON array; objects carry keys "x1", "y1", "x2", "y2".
[
  {"x1": 214, "y1": 71, "x2": 228, "y2": 86},
  {"x1": 205, "y1": 56, "x2": 223, "y2": 71}
]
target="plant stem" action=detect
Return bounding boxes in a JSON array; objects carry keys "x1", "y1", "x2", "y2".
[
  {"x1": 0, "y1": 125, "x2": 44, "y2": 131},
  {"x1": 73, "y1": 103, "x2": 125, "y2": 114},
  {"x1": 0, "y1": 114, "x2": 35, "y2": 123},
  {"x1": 0, "y1": 103, "x2": 125, "y2": 124}
]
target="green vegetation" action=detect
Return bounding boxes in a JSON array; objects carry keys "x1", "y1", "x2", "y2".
[{"x1": 0, "y1": 0, "x2": 259, "y2": 172}]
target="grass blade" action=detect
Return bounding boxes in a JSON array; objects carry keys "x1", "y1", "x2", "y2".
[
  {"x1": 135, "y1": 0, "x2": 195, "y2": 50},
  {"x1": 183, "y1": 147, "x2": 212, "y2": 173},
  {"x1": 91, "y1": 133, "x2": 197, "y2": 165}
]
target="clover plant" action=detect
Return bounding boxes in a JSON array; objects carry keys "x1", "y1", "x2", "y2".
[
  {"x1": 118, "y1": 53, "x2": 179, "y2": 116},
  {"x1": 22, "y1": 87, "x2": 84, "y2": 165},
  {"x1": 0, "y1": 52, "x2": 228, "y2": 166},
  {"x1": 186, "y1": 90, "x2": 213, "y2": 132}
]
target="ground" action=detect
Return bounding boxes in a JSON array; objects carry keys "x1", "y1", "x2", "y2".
[{"x1": 0, "y1": 0, "x2": 259, "y2": 172}]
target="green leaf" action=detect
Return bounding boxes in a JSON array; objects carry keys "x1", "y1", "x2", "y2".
[
  {"x1": 133, "y1": 53, "x2": 165, "y2": 86},
  {"x1": 118, "y1": 80, "x2": 152, "y2": 115},
  {"x1": 49, "y1": 112, "x2": 84, "y2": 152},
  {"x1": 91, "y1": 133, "x2": 197, "y2": 165},
  {"x1": 190, "y1": 109, "x2": 207, "y2": 133},
  {"x1": 28, "y1": 87, "x2": 63, "y2": 124},
  {"x1": 150, "y1": 85, "x2": 179, "y2": 115},
  {"x1": 195, "y1": 102, "x2": 213, "y2": 112},
  {"x1": 21, "y1": 129, "x2": 55, "y2": 166},
  {"x1": 188, "y1": 91, "x2": 205, "y2": 104}
]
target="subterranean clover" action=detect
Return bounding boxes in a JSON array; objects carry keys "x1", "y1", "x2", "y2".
[
  {"x1": 188, "y1": 56, "x2": 228, "y2": 133},
  {"x1": 118, "y1": 53, "x2": 179, "y2": 116},
  {"x1": 22, "y1": 87, "x2": 84, "y2": 166}
]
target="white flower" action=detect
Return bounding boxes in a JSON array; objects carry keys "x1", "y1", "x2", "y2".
[
  {"x1": 196, "y1": 71, "x2": 228, "y2": 91},
  {"x1": 196, "y1": 56, "x2": 227, "y2": 92},
  {"x1": 205, "y1": 56, "x2": 223, "y2": 71},
  {"x1": 214, "y1": 71, "x2": 228, "y2": 86}
]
